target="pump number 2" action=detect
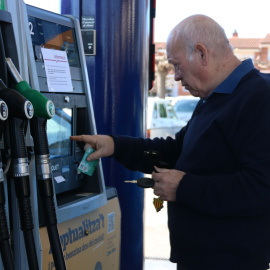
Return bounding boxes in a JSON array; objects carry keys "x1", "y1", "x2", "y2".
[{"x1": 29, "y1": 22, "x2": 34, "y2": 36}]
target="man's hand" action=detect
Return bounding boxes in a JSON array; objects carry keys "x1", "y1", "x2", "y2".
[
  {"x1": 70, "y1": 135, "x2": 114, "y2": 161},
  {"x1": 152, "y1": 166, "x2": 186, "y2": 202}
]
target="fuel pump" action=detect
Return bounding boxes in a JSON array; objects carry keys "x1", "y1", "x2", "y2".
[
  {"x1": 6, "y1": 57, "x2": 66, "y2": 270},
  {"x1": 0, "y1": 99, "x2": 15, "y2": 270},
  {"x1": 0, "y1": 80, "x2": 39, "y2": 270},
  {"x1": 0, "y1": 3, "x2": 121, "y2": 269}
]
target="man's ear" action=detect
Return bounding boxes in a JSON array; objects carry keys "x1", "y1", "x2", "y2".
[{"x1": 195, "y1": 43, "x2": 208, "y2": 66}]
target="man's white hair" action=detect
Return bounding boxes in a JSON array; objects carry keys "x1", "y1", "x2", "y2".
[{"x1": 173, "y1": 14, "x2": 232, "y2": 61}]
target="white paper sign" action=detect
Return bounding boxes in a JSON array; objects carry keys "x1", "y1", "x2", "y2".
[{"x1": 41, "y1": 48, "x2": 73, "y2": 92}]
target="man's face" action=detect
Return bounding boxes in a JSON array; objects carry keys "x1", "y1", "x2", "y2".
[{"x1": 167, "y1": 43, "x2": 206, "y2": 98}]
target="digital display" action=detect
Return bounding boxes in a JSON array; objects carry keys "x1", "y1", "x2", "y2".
[
  {"x1": 47, "y1": 108, "x2": 72, "y2": 159},
  {"x1": 28, "y1": 16, "x2": 80, "y2": 68}
]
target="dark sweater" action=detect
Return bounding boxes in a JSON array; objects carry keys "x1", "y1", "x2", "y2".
[{"x1": 113, "y1": 68, "x2": 270, "y2": 270}]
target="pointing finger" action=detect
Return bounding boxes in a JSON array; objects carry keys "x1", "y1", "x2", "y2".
[{"x1": 70, "y1": 135, "x2": 84, "y2": 141}]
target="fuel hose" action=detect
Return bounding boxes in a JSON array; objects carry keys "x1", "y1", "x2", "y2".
[
  {"x1": 0, "y1": 99, "x2": 15, "y2": 270},
  {"x1": 6, "y1": 58, "x2": 66, "y2": 270},
  {"x1": 30, "y1": 117, "x2": 66, "y2": 270},
  {"x1": 0, "y1": 80, "x2": 39, "y2": 270}
]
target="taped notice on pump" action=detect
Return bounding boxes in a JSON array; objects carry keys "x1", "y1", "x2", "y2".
[{"x1": 41, "y1": 48, "x2": 73, "y2": 92}]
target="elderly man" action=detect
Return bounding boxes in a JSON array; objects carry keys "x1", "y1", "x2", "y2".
[{"x1": 71, "y1": 14, "x2": 270, "y2": 270}]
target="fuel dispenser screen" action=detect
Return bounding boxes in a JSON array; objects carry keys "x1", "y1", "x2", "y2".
[{"x1": 47, "y1": 108, "x2": 72, "y2": 159}]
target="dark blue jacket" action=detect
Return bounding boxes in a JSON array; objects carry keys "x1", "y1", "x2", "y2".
[{"x1": 113, "y1": 68, "x2": 270, "y2": 270}]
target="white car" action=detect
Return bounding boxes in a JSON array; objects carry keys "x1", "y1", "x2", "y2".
[
  {"x1": 172, "y1": 96, "x2": 200, "y2": 123},
  {"x1": 147, "y1": 97, "x2": 186, "y2": 139}
]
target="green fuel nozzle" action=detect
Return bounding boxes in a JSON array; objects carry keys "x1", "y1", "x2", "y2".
[
  {"x1": 0, "y1": 0, "x2": 5, "y2": 10},
  {"x1": 6, "y1": 58, "x2": 55, "y2": 119}
]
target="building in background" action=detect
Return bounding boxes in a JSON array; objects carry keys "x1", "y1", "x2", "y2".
[
  {"x1": 153, "y1": 32, "x2": 270, "y2": 98},
  {"x1": 229, "y1": 31, "x2": 270, "y2": 72}
]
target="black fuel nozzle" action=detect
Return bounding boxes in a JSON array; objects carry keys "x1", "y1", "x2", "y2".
[
  {"x1": 0, "y1": 79, "x2": 33, "y2": 120},
  {"x1": 0, "y1": 98, "x2": 8, "y2": 122},
  {"x1": 0, "y1": 98, "x2": 8, "y2": 138},
  {"x1": 0, "y1": 80, "x2": 39, "y2": 269},
  {"x1": 0, "y1": 99, "x2": 15, "y2": 270}
]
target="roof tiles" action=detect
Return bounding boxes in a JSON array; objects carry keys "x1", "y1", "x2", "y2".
[{"x1": 155, "y1": 34, "x2": 270, "y2": 51}]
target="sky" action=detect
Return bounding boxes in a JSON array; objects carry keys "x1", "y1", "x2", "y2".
[
  {"x1": 24, "y1": 0, "x2": 270, "y2": 42},
  {"x1": 155, "y1": 0, "x2": 270, "y2": 42},
  {"x1": 24, "y1": 0, "x2": 61, "y2": 13}
]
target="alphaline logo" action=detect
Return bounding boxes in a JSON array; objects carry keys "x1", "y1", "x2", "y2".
[{"x1": 50, "y1": 214, "x2": 105, "y2": 254}]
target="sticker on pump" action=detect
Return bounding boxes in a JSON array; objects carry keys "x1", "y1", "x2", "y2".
[{"x1": 54, "y1": 175, "x2": 66, "y2": 183}]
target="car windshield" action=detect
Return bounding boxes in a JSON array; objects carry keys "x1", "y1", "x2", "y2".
[
  {"x1": 153, "y1": 102, "x2": 177, "y2": 119},
  {"x1": 167, "y1": 105, "x2": 177, "y2": 119},
  {"x1": 175, "y1": 100, "x2": 199, "y2": 113}
]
